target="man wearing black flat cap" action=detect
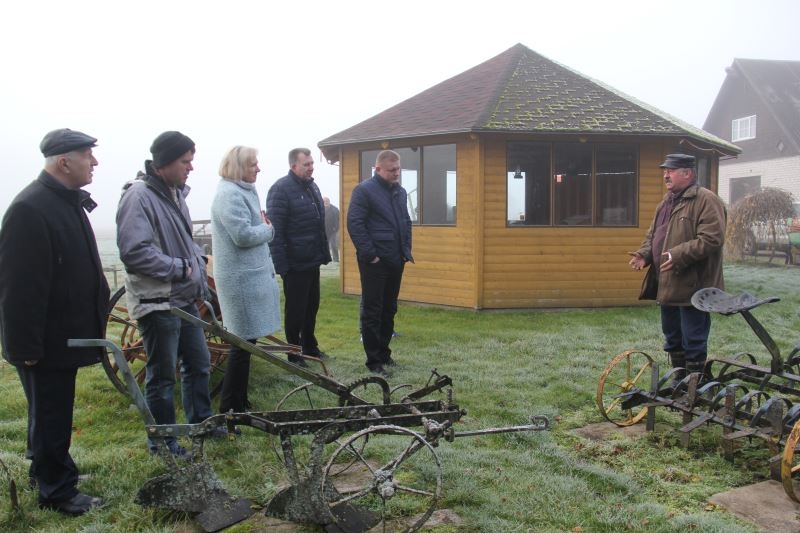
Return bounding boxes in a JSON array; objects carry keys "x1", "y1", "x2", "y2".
[
  {"x1": 116, "y1": 131, "x2": 218, "y2": 458},
  {"x1": 628, "y1": 153, "x2": 726, "y2": 376},
  {"x1": 0, "y1": 128, "x2": 109, "y2": 515}
]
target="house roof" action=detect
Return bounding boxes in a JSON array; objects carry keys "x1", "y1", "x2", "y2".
[
  {"x1": 319, "y1": 43, "x2": 739, "y2": 161},
  {"x1": 708, "y1": 58, "x2": 800, "y2": 154}
]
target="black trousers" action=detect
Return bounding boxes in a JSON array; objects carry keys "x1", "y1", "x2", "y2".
[
  {"x1": 17, "y1": 365, "x2": 80, "y2": 504},
  {"x1": 358, "y1": 260, "x2": 404, "y2": 370},
  {"x1": 218, "y1": 340, "x2": 254, "y2": 413},
  {"x1": 282, "y1": 268, "x2": 321, "y2": 355}
]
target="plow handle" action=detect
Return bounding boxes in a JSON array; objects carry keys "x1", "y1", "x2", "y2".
[
  {"x1": 452, "y1": 415, "x2": 550, "y2": 438},
  {"x1": 68, "y1": 338, "x2": 156, "y2": 426}
]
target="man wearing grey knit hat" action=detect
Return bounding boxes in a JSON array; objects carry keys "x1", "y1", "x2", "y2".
[{"x1": 116, "y1": 131, "x2": 222, "y2": 458}]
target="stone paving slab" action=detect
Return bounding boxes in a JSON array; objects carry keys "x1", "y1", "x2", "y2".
[
  {"x1": 709, "y1": 480, "x2": 800, "y2": 533},
  {"x1": 571, "y1": 421, "x2": 669, "y2": 441},
  {"x1": 573, "y1": 422, "x2": 800, "y2": 532}
]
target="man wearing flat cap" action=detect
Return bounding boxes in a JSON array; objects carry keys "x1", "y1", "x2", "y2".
[
  {"x1": 0, "y1": 128, "x2": 109, "y2": 515},
  {"x1": 116, "y1": 131, "x2": 218, "y2": 458},
  {"x1": 628, "y1": 153, "x2": 726, "y2": 376}
]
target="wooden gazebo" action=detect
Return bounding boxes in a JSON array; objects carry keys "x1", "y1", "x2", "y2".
[{"x1": 319, "y1": 44, "x2": 739, "y2": 309}]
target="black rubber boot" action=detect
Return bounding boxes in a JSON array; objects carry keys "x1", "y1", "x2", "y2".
[
  {"x1": 664, "y1": 351, "x2": 687, "y2": 389},
  {"x1": 685, "y1": 359, "x2": 706, "y2": 375},
  {"x1": 668, "y1": 351, "x2": 686, "y2": 369}
]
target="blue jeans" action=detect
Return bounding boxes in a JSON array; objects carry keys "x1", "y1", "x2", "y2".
[
  {"x1": 138, "y1": 304, "x2": 212, "y2": 448},
  {"x1": 660, "y1": 304, "x2": 711, "y2": 363}
]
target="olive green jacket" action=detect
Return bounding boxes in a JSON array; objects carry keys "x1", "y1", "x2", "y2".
[{"x1": 636, "y1": 184, "x2": 726, "y2": 306}]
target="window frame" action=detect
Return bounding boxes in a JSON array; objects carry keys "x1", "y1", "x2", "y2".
[
  {"x1": 359, "y1": 143, "x2": 458, "y2": 226},
  {"x1": 506, "y1": 141, "x2": 639, "y2": 228},
  {"x1": 731, "y1": 115, "x2": 757, "y2": 142}
]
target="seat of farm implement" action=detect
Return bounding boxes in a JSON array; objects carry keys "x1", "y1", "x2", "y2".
[{"x1": 692, "y1": 287, "x2": 780, "y2": 315}]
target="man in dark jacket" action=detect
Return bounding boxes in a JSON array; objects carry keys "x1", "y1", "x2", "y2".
[
  {"x1": 347, "y1": 150, "x2": 414, "y2": 375},
  {"x1": 0, "y1": 129, "x2": 110, "y2": 515},
  {"x1": 628, "y1": 154, "x2": 726, "y2": 374},
  {"x1": 267, "y1": 148, "x2": 332, "y2": 366}
]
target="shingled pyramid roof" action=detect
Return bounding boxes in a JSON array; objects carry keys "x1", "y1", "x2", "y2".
[{"x1": 319, "y1": 43, "x2": 739, "y2": 160}]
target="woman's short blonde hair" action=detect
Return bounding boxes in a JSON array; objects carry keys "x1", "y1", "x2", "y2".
[{"x1": 219, "y1": 145, "x2": 258, "y2": 182}]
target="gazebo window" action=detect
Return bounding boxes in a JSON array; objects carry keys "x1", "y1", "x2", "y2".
[
  {"x1": 359, "y1": 144, "x2": 457, "y2": 225},
  {"x1": 596, "y1": 145, "x2": 638, "y2": 226},
  {"x1": 554, "y1": 143, "x2": 592, "y2": 226},
  {"x1": 507, "y1": 142, "x2": 638, "y2": 227}
]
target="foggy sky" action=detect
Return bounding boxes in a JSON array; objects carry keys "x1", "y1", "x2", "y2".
[{"x1": 1, "y1": 0, "x2": 797, "y2": 232}]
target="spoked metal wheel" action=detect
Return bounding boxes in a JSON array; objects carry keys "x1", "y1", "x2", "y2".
[
  {"x1": 782, "y1": 418, "x2": 800, "y2": 503},
  {"x1": 104, "y1": 286, "x2": 147, "y2": 395},
  {"x1": 104, "y1": 286, "x2": 227, "y2": 397},
  {"x1": 270, "y1": 382, "x2": 340, "y2": 472},
  {"x1": 270, "y1": 379, "x2": 395, "y2": 477},
  {"x1": 274, "y1": 381, "x2": 339, "y2": 412},
  {"x1": 597, "y1": 350, "x2": 654, "y2": 427},
  {"x1": 322, "y1": 424, "x2": 442, "y2": 533},
  {"x1": 338, "y1": 375, "x2": 393, "y2": 407}
]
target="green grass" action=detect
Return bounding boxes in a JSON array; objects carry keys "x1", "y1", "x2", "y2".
[{"x1": 1, "y1": 261, "x2": 799, "y2": 532}]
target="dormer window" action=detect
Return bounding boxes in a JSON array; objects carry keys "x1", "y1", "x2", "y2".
[{"x1": 732, "y1": 115, "x2": 756, "y2": 142}]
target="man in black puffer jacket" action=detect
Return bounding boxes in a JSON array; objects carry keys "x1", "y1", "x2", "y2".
[{"x1": 267, "y1": 148, "x2": 331, "y2": 366}]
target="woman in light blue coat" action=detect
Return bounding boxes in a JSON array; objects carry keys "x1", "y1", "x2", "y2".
[{"x1": 211, "y1": 146, "x2": 281, "y2": 414}]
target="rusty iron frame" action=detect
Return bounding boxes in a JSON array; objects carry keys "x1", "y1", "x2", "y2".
[
  {"x1": 69, "y1": 323, "x2": 549, "y2": 532},
  {"x1": 597, "y1": 288, "x2": 800, "y2": 503}
]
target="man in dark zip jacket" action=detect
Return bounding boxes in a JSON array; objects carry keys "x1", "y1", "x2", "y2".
[
  {"x1": 0, "y1": 129, "x2": 109, "y2": 515},
  {"x1": 347, "y1": 150, "x2": 414, "y2": 376},
  {"x1": 267, "y1": 147, "x2": 332, "y2": 366}
]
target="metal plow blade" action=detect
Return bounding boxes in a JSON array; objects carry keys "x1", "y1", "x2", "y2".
[{"x1": 135, "y1": 461, "x2": 252, "y2": 532}]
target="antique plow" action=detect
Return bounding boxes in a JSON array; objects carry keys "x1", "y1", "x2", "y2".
[
  {"x1": 595, "y1": 288, "x2": 800, "y2": 502},
  {"x1": 71, "y1": 314, "x2": 549, "y2": 532},
  {"x1": 104, "y1": 285, "x2": 305, "y2": 397}
]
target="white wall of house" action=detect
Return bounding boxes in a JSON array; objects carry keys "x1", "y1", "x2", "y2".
[{"x1": 718, "y1": 155, "x2": 800, "y2": 206}]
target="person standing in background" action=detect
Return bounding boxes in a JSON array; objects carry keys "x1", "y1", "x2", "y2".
[
  {"x1": 116, "y1": 131, "x2": 216, "y2": 457},
  {"x1": 323, "y1": 196, "x2": 340, "y2": 262},
  {"x1": 0, "y1": 129, "x2": 109, "y2": 515},
  {"x1": 628, "y1": 153, "x2": 726, "y2": 375},
  {"x1": 347, "y1": 150, "x2": 413, "y2": 376},
  {"x1": 266, "y1": 148, "x2": 332, "y2": 367},
  {"x1": 211, "y1": 146, "x2": 281, "y2": 415}
]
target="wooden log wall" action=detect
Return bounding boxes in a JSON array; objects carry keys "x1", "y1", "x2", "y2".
[{"x1": 337, "y1": 135, "x2": 718, "y2": 310}]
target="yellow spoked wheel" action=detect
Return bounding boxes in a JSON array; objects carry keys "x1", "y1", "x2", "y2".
[
  {"x1": 596, "y1": 350, "x2": 654, "y2": 427},
  {"x1": 781, "y1": 418, "x2": 800, "y2": 503}
]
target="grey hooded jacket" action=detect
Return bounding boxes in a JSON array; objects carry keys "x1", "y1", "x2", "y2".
[{"x1": 116, "y1": 165, "x2": 209, "y2": 319}]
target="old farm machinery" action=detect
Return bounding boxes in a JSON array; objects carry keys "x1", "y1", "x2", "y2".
[
  {"x1": 104, "y1": 284, "x2": 323, "y2": 397},
  {"x1": 81, "y1": 304, "x2": 549, "y2": 532},
  {"x1": 596, "y1": 287, "x2": 800, "y2": 502}
]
